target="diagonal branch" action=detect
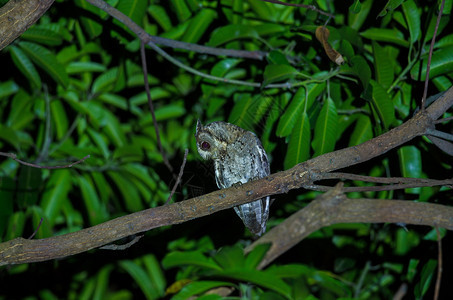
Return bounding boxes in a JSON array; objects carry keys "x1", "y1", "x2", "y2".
[
  {"x1": 245, "y1": 184, "x2": 453, "y2": 269},
  {"x1": 0, "y1": 0, "x2": 55, "y2": 51},
  {"x1": 85, "y1": 0, "x2": 266, "y2": 60},
  {"x1": 0, "y1": 86, "x2": 452, "y2": 266}
]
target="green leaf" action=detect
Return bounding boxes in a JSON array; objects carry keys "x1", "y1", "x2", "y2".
[
  {"x1": 402, "y1": 0, "x2": 420, "y2": 43},
  {"x1": 213, "y1": 245, "x2": 245, "y2": 270},
  {"x1": 18, "y1": 41, "x2": 69, "y2": 87},
  {"x1": 228, "y1": 93, "x2": 254, "y2": 129},
  {"x1": 263, "y1": 64, "x2": 299, "y2": 86},
  {"x1": 142, "y1": 254, "x2": 166, "y2": 296},
  {"x1": 218, "y1": 269, "x2": 291, "y2": 298},
  {"x1": 77, "y1": 175, "x2": 108, "y2": 225},
  {"x1": 267, "y1": 50, "x2": 290, "y2": 65},
  {"x1": 284, "y1": 111, "x2": 311, "y2": 169},
  {"x1": 0, "y1": 124, "x2": 21, "y2": 149},
  {"x1": 87, "y1": 128, "x2": 110, "y2": 159},
  {"x1": 395, "y1": 228, "x2": 420, "y2": 255},
  {"x1": 360, "y1": 28, "x2": 409, "y2": 47},
  {"x1": 0, "y1": 177, "x2": 14, "y2": 237},
  {"x1": 17, "y1": 166, "x2": 41, "y2": 209},
  {"x1": 247, "y1": 0, "x2": 274, "y2": 21},
  {"x1": 75, "y1": 0, "x2": 103, "y2": 38},
  {"x1": 66, "y1": 61, "x2": 106, "y2": 74},
  {"x1": 155, "y1": 103, "x2": 186, "y2": 121},
  {"x1": 276, "y1": 84, "x2": 324, "y2": 137},
  {"x1": 415, "y1": 260, "x2": 437, "y2": 298},
  {"x1": 348, "y1": 0, "x2": 373, "y2": 30},
  {"x1": 120, "y1": 260, "x2": 162, "y2": 300},
  {"x1": 410, "y1": 46, "x2": 453, "y2": 80},
  {"x1": 30, "y1": 206, "x2": 52, "y2": 239},
  {"x1": 370, "y1": 80, "x2": 395, "y2": 129},
  {"x1": 121, "y1": 163, "x2": 157, "y2": 193},
  {"x1": 244, "y1": 243, "x2": 271, "y2": 270},
  {"x1": 117, "y1": 0, "x2": 147, "y2": 26},
  {"x1": 50, "y1": 99, "x2": 69, "y2": 139},
  {"x1": 349, "y1": 0, "x2": 362, "y2": 13},
  {"x1": 10, "y1": 46, "x2": 41, "y2": 88},
  {"x1": 211, "y1": 58, "x2": 242, "y2": 77},
  {"x1": 41, "y1": 169, "x2": 72, "y2": 224},
  {"x1": 435, "y1": 33, "x2": 453, "y2": 49},
  {"x1": 398, "y1": 146, "x2": 422, "y2": 194},
  {"x1": 312, "y1": 98, "x2": 338, "y2": 157},
  {"x1": 21, "y1": 27, "x2": 63, "y2": 46},
  {"x1": 92, "y1": 68, "x2": 119, "y2": 94},
  {"x1": 0, "y1": 80, "x2": 19, "y2": 99},
  {"x1": 107, "y1": 171, "x2": 143, "y2": 212},
  {"x1": 350, "y1": 55, "x2": 371, "y2": 92},
  {"x1": 6, "y1": 211, "x2": 26, "y2": 240},
  {"x1": 267, "y1": 264, "x2": 312, "y2": 278},
  {"x1": 378, "y1": 0, "x2": 405, "y2": 17},
  {"x1": 148, "y1": 5, "x2": 172, "y2": 31},
  {"x1": 182, "y1": 9, "x2": 217, "y2": 43},
  {"x1": 93, "y1": 265, "x2": 113, "y2": 300},
  {"x1": 372, "y1": 41, "x2": 393, "y2": 90},
  {"x1": 173, "y1": 281, "x2": 235, "y2": 300},
  {"x1": 171, "y1": 0, "x2": 192, "y2": 22},
  {"x1": 6, "y1": 90, "x2": 34, "y2": 130},
  {"x1": 349, "y1": 115, "x2": 373, "y2": 146},
  {"x1": 162, "y1": 251, "x2": 222, "y2": 271},
  {"x1": 208, "y1": 24, "x2": 259, "y2": 47}
]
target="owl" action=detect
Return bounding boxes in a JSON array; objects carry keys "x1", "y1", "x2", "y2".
[{"x1": 195, "y1": 120, "x2": 270, "y2": 236}]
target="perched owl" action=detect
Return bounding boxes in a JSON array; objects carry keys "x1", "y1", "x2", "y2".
[{"x1": 195, "y1": 120, "x2": 270, "y2": 236}]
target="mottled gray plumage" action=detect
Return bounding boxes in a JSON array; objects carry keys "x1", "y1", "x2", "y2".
[{"x1": 195, "y1": 120, "x2": 270, "y2": 236}]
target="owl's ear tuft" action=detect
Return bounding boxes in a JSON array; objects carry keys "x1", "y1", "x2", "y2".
[{"x1": 196, "y1": 119, "x2": 203, "y2": 136}]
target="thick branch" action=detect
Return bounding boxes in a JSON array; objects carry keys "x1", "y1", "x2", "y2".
[
  {"x1": 0, "y1": 0, "x2": 54, "y2": 51},
  {"x1": 246, "y1": 185, "x2": 453, "y2": 269},
  {"x1": 1, "y1": 86, "x2": 452, "y2": 266}
]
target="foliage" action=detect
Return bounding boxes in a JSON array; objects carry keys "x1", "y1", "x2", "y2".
[{"x1": 0, "y1": 0, "x2": 452, "y2": 299}]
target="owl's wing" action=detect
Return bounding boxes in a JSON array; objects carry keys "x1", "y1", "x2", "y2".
[
  {"x1": 231, "y1": 131, "x2": 271, "y2": 236},
  {"x1": 234, "y1": 196, "x2": 270, "y2": 236}
]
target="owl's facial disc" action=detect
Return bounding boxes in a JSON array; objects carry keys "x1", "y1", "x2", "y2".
[{"x1": 195, "y1": 132, "x2": 215, "y2": 160}]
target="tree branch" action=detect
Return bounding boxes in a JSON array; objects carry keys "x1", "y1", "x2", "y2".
[
  {"x1": 245, "y1": 184, "x2": 453, "y2": 269},
  {"x1": 0, "y1": 0, "x2": 54, "y2": 51},
  {"x1": 85, "y1": 0, "x2": 266, "y2": 60},
  {"x1": 1, "y1": 86, "x2": 452, "y2": 266}
]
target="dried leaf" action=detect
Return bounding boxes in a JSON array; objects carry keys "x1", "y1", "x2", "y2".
[{"x1": 315, "y1": 26, "x2": 344, "y2": 65}]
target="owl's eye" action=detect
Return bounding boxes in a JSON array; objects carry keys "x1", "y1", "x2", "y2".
[{"x1": 201, "y1": 141, "x2": 211, "y2": 150}]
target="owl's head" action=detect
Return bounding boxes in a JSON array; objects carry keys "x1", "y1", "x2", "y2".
[{"x1": 195, "y1": 120, "x2": 229, "y2": 161}]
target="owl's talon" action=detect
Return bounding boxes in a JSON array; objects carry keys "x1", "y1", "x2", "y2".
[{"x1": 232, "y1": 182, "x2": 243, "y2": 188}]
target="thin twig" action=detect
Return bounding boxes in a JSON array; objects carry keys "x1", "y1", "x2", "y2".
[
  {"x1": 434, "y1": 227, "x2": 443, "y2": 300},
  {"x1": 140, "y1": 41, "x2": 173, "y2": 173},
  {"x1": 307, "y1": 172, "x2": 453, "y2": 192},
  {"x1": 319, "y1": 172, "x2": 449, "y2": 185},
  {"x1": 421, "y1": 0, "x2": 446, "y2": 109},
  {"x1": 166, "y1": 149, "x2": 189, "y2": 205},
  {"x1": 0, "y1": 152, "x2": 90, "y2": 169},
  {"x1": 99, "y1": 235, "x2": 143, "y2": 250},
  {"x1": 85, "y1": 0, "x2": 330, "y2": 89},
  {"x1": 259, "y1": 0, "x2": 334, "y2": 18},
  {"x1": 426, "y1": 128, "x2": 453, "y2": 142},
  {"x1": 434, "y1": 116, "x2": 453, "y2": 124},
  {"x1": 28, "y1": 218, "x2": 43, "y2": 239},
  {"x1": 85, "y1": 0, "x2": 265, "y2": 60}
]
